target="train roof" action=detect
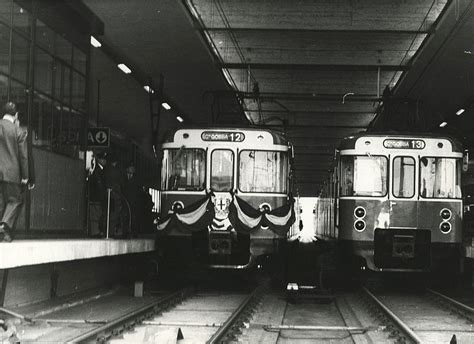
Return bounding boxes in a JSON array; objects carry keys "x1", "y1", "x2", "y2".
[
  {"x1": 338, "y1": 132, "x2": 463, "y2": 152},
  {"x1": 162, "y1": 127, "x2": 289, "y2": 145}
]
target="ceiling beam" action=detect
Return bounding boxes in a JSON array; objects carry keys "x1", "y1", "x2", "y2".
[
  {"x1": 237, "y1": 91, "x2": 381, "y2": 102},
  {"x1": 221, "y1": 63, "x2": 409, "y2": 72},
  {"x1": 201, "y1": 28, "x2": 432, "y2": 34}
]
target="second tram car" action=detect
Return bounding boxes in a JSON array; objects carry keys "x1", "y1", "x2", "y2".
[
  {"x1": 316, "y1": 133, "x2": 464, "y2": 272},
  {"x1": 155, "y1": 128, "x2": 295, "y2": 269}
]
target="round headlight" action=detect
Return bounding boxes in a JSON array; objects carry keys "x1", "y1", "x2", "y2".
[
  {"x1": 354, "y1": 220, "x2": 366, "y2": 232},
  {"x1": 440, "y1": 222, "x2": 451, "y2": 234},
  {"x1": 172, "y1": 201, "x2": 184, "y2": 212},
  {"x1": 440, "y1": 208, "x2": 452, "y2": 221},
  {"x1": 354, "y1": 207, "x2": 366, "y2": 219},
  {"x1": 259, "y1": 203, "x2": 271, "y2": 213}
]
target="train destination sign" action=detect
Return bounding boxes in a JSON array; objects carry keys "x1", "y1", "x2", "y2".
[
  {"x1": 383, "y1": 139, "x2": 425, "y2": 149},
  {"x1": 201, "y1": 131, "x2": 245, "y2": 142}
]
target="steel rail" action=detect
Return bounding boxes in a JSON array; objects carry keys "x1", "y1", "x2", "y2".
[
  {"x1": 66, "y1": 288, "x2": 191, "y2": 343},
  {"x1": 361, "y1": 287, "x2": 423, "y2": 344},
  {"x1": 427, "y1": 288, "x2": 474, "y2": 314},
  {"x1": 207, "y1": 287, "x2": 261, "y2": 344}
]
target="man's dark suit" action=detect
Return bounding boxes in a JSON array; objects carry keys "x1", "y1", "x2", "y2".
[{"x1": 0, "y1": 118, "x2": 28, "y2": 230}]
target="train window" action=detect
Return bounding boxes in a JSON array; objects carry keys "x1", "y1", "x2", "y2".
[
  {"x1": 211, "y1": 149, "x2": 234, "y2": 192},
  {"x1": 239, "y1": 150, "x2": 288, "y2": 193},
  {"x1": 420, "y1": 157, "x2": 461, "y2": 199},
  {"x1": 340, "y1": 155, "x2": 388, "y2": 197},
  {"x1": 393, "y1": 156, "x2": 415, "y2": 198},
  {"x1": 161, "y1": 148, "x2": 205, "y2": 191}
]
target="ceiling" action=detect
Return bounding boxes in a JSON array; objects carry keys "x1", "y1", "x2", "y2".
[{"x1": 83, "y1": 0, "x2": 474, "y2": 196}]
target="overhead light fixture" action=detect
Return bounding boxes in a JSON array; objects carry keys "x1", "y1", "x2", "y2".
[
  {"x1": 143, "y1": 85, "x2": 154, "y2": 94},
  {"x1": 90, "y1": 36, "x2": 101, "y2": 48},
  {"x1": 161, "y1": 102, "x2": 171, "y2": 110},
  {"x1": 117, "y1": 63, "x2": 131, "y2": 74},
  {"x1": 456, "y1": 108, "x2": 465, "y2": 115},
  {"x1": 176, "y1": 116, "x2": 184, "y2": 123},
  {"x1": 439, "y1": 121, "x2": 447, "y2": 127}
]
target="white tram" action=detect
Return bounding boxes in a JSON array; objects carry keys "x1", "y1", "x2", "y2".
[
  {"x1": 155, "y1": 128, "x2": 295, "y2": 269},
  {"x1": 316, "y1": 133, "x2": 464, "y2": 272}
]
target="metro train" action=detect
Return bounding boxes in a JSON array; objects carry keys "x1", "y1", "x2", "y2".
[
  {"x1": 316, "y1": 133, "x2": 464, "y2": 273},
  {"x1": 155, "y1": 127, "x2": 295, "y2": 269}
]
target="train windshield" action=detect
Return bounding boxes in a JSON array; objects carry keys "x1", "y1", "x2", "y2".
[
  {"x1": 211, "y1": 149, "x2": 234, "y2": 191},
  {"x1": 420, "y1": 157, "x2": 461, "y2": 199},
  {"x1": 340, "y1": 155, "x2": 388, "y2": 197},
  {"x1": 161, "y1": 148, "x2": 206, "y2": 191},
  {"x1": 239, "y1": 150, "x2": 288, "y2": 193}
]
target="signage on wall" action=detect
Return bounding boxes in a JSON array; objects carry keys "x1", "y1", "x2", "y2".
[{"x1": 87, "y1": 127, "x2": 110, "y2": 148}]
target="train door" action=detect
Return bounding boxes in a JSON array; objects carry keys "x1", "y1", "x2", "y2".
[{"x1": 388, "y1": 155, "x2": 418, "y2": 229}]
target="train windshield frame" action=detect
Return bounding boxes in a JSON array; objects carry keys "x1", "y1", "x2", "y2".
[
  {"x1": 161, "y1": 148, "x2": 206, "y2": 191},
  {"x1": 238, "y1": 150, "x2": 288, "y2": 193},
  {"x1": 419, "y1": 156, "x2": 462, "y2": 199},
  {"x1": 340, "y1": 155, "x2": 388, "y2": 197},
  {"x1": 210, "y1": 149, "x2": 234, "y2": 192}
]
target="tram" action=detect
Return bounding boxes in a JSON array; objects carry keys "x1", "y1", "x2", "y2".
[
  {"x1": 155, "y1": 127, "x2": 295, "y2": 269},
  {"x1": 316, "y1": 133, "x2": 464, "y2": 272}
]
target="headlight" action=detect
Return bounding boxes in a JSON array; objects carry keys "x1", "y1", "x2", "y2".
[
  {"x1": 439, "y1": 222, "x2": 451, "y2": 234},
  {"x1": 354, "y1": 220, "x2": 366, "y2": 232},
  {"x1": 171, "y1": 201, "x2": 184, "y2": 212},
  {"x1": 354, "y1": 206, "x2": 366, "y2": 218},
  {"x1": 440, "y1": 208, "x2": 452, "y2": 221}
]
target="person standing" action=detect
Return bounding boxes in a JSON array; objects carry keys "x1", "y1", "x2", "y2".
[{"x1": 0, "y1": 102, "x2": 28, "y2": 242}]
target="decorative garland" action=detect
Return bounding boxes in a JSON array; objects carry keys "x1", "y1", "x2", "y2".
[{"x1": 156, "y1": 192, "x2": 295, "y2": 236}]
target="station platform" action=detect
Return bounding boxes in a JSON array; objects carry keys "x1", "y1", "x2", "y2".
[{"x1": 0, "y1": 239, "x2": 155, "y2": 269}]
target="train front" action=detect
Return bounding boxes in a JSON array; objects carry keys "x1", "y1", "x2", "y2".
[
  {"x1": 338, "y1": 135, "x2": 463, "y2": 272},
  {"x1": 155, "y1": 128, "x2": 295, "y2": 269}
]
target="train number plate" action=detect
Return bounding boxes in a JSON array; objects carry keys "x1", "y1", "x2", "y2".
[{"x1": 392, "y1": 235, "x2": 415, "y2": 258}]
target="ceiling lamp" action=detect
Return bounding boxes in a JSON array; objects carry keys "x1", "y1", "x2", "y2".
[
  {"x1": 161, "y1": 102, "x2": 171, "y2": 110},
  {"x1": 117, "y1": 63, "x2": 131, "y2": 74},
  {"x1": 439, "y1": 121, "x2": 447, "y2": 127},
  {"x1": 143, "y1": 85, "x2": 154, "y2": 94},
  {"x1": 456, "y1": 108, "x2": 465, "y2": 115},
  {"x1": 90, "y1": 36, "x2": 101, "y2": 48},
  {"x1": 176, "y1": 116, "x2": 184, "y2": 123}
]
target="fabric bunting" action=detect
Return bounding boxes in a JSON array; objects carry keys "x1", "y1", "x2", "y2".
[
  {"x1": 228, "y1": 194, "x2": 295, "y2": 235},
  {"x1": 156, "y1": 195, "x2": 215, "y2": 233}
]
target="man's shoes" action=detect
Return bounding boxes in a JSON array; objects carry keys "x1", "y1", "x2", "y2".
[{"x1": 2, "y1": 232, "x2": 12, "y2": 242}]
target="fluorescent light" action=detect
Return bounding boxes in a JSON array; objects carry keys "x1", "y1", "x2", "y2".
[
  {"x1": 176, "y1": 116, "x2": 184, "y2": 122},
  {"x1": 90, "y1": 36, "x2": 101, "y2": 48},
  {"x1": 143, "y1": 85, "x2": 154, "y2": 94},
  {"x1": 456, "y1": 108, "x2": 465, "y2": 115},
  {"x1": 117, "y1": 63, "x2": 131, "y2": 74},
  {"x1": 161, "y1": 102, "x2": 171, "y2": 110},
  {"x1": 439, "y1": 121, "x2": 447, "y2": 127}
]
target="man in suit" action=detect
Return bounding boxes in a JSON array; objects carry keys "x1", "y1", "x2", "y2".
[{"x1": 0, "y1": 102, "x2": 29, "y2": 242}]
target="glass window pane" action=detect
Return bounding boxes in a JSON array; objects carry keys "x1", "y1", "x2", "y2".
[
  {"x1": 239, "y1": 150, "x2": 288, "y2": 193},
  {"x1": 420, "y1": 157, "x2": 462, "y2": 199},
  {"x1": 12, "y1": 2, "x2": 30, "y2": 37},
  {"x1": 10, "y1": 80, "x2": 28, "y2": 124},
  {"x1": 34, "y1": 47, "x2": 53, "y2": 95},
  {"x1": 0, "y1": 0, "x2": 11, "y2": 25},
  {"x1": 340, "y1": 156, "x2": 354, "y2": 196},
  {"x1": 161, "y1": 148, "x2": 205, "y2": 191},
  {"x1": 0, "y1": 22, "x2": 9, "y2": 75},
  {"x1": 55, "y1": 34, "x2": 71, "y2": 65},
  {"x1": 31, "y1": 92, "x2": 52, "y2": 147},
  {"x1": 0, "y1": 74, "x2": 6, "y2": 103},
  {"x1": 73, "y1": 46, "x2": 86, "y2": 74},
  {"x1": 11, "y1": 31, "x2": 29, "y2": 83},
  {"x1": 71, "y1": 71, "x2": 85, "y2": 111},
  {"x1": 340, "y1": 155, "x2": 388, "y2": 197},
  {"x1": 393, "y1": 157, "x2": 415, "y2": 198},
  {"x1": 36, "y1": 19, "x2": 54, "y2": 53},
  {"x1": 63, "y1": 66, "x2": 70, "y2": 103},
  {"x1": 211, "y1": 150, "x2": 233, "y2": 191}
]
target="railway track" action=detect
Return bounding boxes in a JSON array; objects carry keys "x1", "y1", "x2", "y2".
[
  {"x1": 361, "y1": 286, "x2": 474, "y2": 343},
  {"x1": 67, "y1": 286, "x2": 264, "y2": 343}
]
